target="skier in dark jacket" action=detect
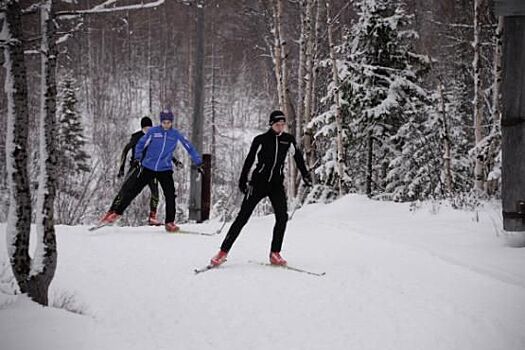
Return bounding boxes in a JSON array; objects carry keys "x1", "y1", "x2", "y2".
[
  {"x1": 209, "y1": 110, "x2": 312, "y2": 266},
  {"x1": 99, "y1": 110, "x2": 203, "y2": 232},
  {"x1": 109, "y1": 116, "x2": 162, "y2": 225}
]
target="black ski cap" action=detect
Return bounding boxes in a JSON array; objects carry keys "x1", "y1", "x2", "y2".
[
  {"x1": 269, "y1": 110, "x2": 286, "y2": 125},
  {"x1": 141, "y1": 116, "x2": 153, "y2": 128}
]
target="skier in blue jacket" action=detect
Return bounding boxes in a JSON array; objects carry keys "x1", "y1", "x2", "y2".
[{"x1": 99, "y1": 110, "x2": 203, "y2": 232}]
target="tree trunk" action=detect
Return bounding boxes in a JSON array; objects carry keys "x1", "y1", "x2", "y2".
[
  {"x1": 325, "y1": 0, "x2": 345, "y2": 197},
  {"x1": 438, "y1": 82, "x2": 453, "y2": 195},
  {"x1": 29, "y1": 0, "x2": 59, "y2": 306},
  {"x1": 487, "y1": 15, "x2": 504, "y2": 195},
  {"x1": 297, "y1": 1, "x2": 307, "y2": 139},
  {"x1": 366, "y1": 133, "x2": 373, "y2": 197},
  {"x1": 273, "y1": 0, "x2": 299, "y2": 197},
  {"x1": 305, "y1": 0, "x2": 323, "y2": 176},
  {"x1": 189, "y1": 3, "x2": 205, "y2": 222},
  {"x1": 303, "y1": 0, "x2": 316, "y2": 174},
  {"x1": 473, "y1": 0, "x2": 484, "y2": 192},
  {"x1": 492, "y1": 15, "x2": 504, "y2": 128},
  {"x1": 3, "y1": 0, "x2": 33, "y2": 299},
  {"x1": 272, "y1": 0, "x2": 284, "y2": 108},
  {"x1": 211, "y1": 30, "x2": 217, "y2": 181}
]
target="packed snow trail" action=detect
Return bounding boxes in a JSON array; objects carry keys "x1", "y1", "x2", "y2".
[{"x1": 1, "y1": 195, "x2": 525, "y2": 350}]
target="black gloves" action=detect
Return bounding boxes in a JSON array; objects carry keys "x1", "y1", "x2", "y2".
[
  {"x1": 172, "y1": 157, "x2": 184, "y2": 169},
  {"x1": 192, "y1": 164, "x2": 205, "y2": 175},
  {"x1": 303, "y1": 172, "x2": 313, "y2": 187},
  {"x1": 117, "y1": 168, "x2": 125, "y2": 178},
  {"x1": 131, "y1": 159, "x2": 140, "y2": 169},
  {"x1": 239, "y1": 179, "x2": 248, "y2": 194}
]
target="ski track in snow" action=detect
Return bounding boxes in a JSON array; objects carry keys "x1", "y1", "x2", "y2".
[{"x1": 1, "y1": 195, "x2": 525, "y2": 350}]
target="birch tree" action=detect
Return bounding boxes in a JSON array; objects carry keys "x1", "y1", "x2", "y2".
[
  {"x1": 472, "y1": 0, "x2": 484, "y2": 192},
  {"x1": 2, "y1": 0, "x2": 35, "y2": 303},
  {"x1": 31, "y1": 0, "x2": 58, "y2": 306},
  {"x1": 325, "y1": 0, "x2": 345, "y2": 198}
]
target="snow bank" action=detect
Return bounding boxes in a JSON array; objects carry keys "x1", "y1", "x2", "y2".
[{"x1": 1, "y1": 195, "x2": 524, "y2": 350}]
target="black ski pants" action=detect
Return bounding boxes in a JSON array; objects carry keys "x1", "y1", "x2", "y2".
[
  {"x1": 113, "y1": 167, "x2": 176, "y2": 223},
  {"x1": 110, "y1": 166, "x2": 159, "y2": 213},
  {"x1": 221, "y1": 182, "x2": 288, "y2": 253}
]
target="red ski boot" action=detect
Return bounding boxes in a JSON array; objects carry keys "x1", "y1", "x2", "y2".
[
  {"x1": 269, "y1": 252, "x2": 287, "y2": 266},
  {"x1": 210, "y1": 250, "x2": 228, "y2": 267},
  {"x1": 148, "y1": 211, "x2": 162, "y2": 226},
  {"x1": 100, "y1": 211, "x2": 121, "y2": 225},
  {"x1": 165, "y1": 222, "x2": 180, "y2": 233}
]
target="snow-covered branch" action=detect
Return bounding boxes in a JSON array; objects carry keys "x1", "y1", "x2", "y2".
[{"x1": 56, "y1": 0, "x2": 166, "y2": 17}]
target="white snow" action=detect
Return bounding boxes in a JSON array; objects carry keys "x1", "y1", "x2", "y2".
[{"x1": 1, "y1": 195, "x2": 525, "y2": 350}]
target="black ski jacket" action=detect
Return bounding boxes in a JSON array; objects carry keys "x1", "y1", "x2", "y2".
[
  {"x1": 240, "y1": 129, "x2": 309, "y2": 186},
  {"x1": 119, "y1": 130, "x2": 145, "y2": 173}
]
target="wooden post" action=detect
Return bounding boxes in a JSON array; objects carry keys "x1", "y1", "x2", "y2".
[
  {"x1": 201, "y1": 154, "x2": 212, "y2": 222},
  {"x1": 497, "y1": 1, "x2": 525, "y2": 231}
]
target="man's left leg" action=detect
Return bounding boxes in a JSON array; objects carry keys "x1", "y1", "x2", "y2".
[
  {"x1": 268, "y1": 184, "x2": 288, "y2": 265},
  {"x1": 147, "y1": 178, "x2": 161, "y2": 225},
  {"x1": 155, "y1": 171, "x2": 177, "y2": 231}
]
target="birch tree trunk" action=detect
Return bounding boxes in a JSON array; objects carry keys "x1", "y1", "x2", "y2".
[
  {"x1": 32, "y1": 0, "x2": 58, "y2": 306},
  {"x1": 473, "y1": 0, "x2": 484, "y2": 192},
  {"x1": 492, "y1": 16, "x2": 503, "y2": 126},
  {"x1": 485, "y1": 15, "x2": 504, "y2": 195},
  {"x1": 3, "y1": 0, "x2": 33, "y2": 300},
  {"x1": 325, "y1": 0, "x2": 344, "y2": 197},
  {"x1": 492, "y1": 16, "x2": 503, "y2": 132},
  {"x1": 273, "y1": 0, "x2": 298, "y2": 196},
  {"x1": 303, "y1": 0, "x2": 316, "y2": 169},
  {"x1": 305, "y1": 0, "x2": 323, "y2": 176},
  {"x1": 272, "y1": 0, "x2": 284, "y2": 108},
  {"x1": 297, "y1": 1, "x2": 307, "y2": 138}
]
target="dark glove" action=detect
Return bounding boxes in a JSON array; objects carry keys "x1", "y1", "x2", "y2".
[
  {"x1": 131, "y1": 159, "x2": 140, "y2": 169},
  {"x1": 239, "y1": 180, "x2": 248, "y2": 194},
  {"x1": 172, "y1": 157, "x2": 184, "y2": 169},
  {"x1": 303, "y1": 173, "x2": 313, "y2": 187},
  {"x1": 192, "y1": 164, "x2": 205, "y2": 175},
  {"x1": 117, "y1": 168, "x2": 125, "y2": 178}
]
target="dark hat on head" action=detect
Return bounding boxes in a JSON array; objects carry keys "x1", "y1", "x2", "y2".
[
  {"x1": 141, "y1": 116, "x2": 153, "y2": 128},
  {"x1": 160, "y1": 109, "x2": 174, "y2": 122},
  {"x1": 269, "y1": 110, "x2": 286, "y2": 125}
]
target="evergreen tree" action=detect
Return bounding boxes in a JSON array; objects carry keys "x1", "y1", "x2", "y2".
[
  {"x1": 55, "y1": 76, "x2": 91, "y2": 224},
  {"x1": 57, "y1": 76, "x2": 90, "y2": 175},
  {"x1": 337, "y1": 0, "x2": 431, "y2": 200}
]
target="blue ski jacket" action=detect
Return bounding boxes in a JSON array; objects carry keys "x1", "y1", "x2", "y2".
[{"x1": 135, "y1": 126, "x2": 202, "y2": 172}]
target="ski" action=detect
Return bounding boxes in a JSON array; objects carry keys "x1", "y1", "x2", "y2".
[
  {"x1": 248, "y1": 260, "x2": 326, "y2": 277},
  {"x1": 194, "y1": 264, "x2": 218, "y2": 274},
  {"x1": 174, "y1": 229, "x2": 217, "y2": 236},
  {"x1": 88, "y1": 223, "x2": 111, "y2": 232}
]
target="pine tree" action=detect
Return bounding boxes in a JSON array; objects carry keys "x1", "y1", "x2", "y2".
[
  {"x1": 57, "y1": 76, "x2": 90, "y2": 175},
  {"x1": 342, "y1": 0, "x2": 431, "y2": 200},
  {"x1": 54, "y1": 76, "x2": 91, "y2": 225}
]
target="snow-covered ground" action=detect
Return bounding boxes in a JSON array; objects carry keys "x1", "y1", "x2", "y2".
[{"x1": 1, "y1": 195, "x2": 525, "y2": 350}]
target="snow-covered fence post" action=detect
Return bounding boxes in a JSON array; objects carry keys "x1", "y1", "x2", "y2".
[{"x1": 496, "y1": 0, "x2": 525, "y2": 232}]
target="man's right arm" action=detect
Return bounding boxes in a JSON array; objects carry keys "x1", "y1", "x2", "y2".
[
  {"x1": 118, "y1": 136, "x2": 134, "y2": 175},
  {"x1": 239, "y1": 136, "x2": 261, "y2": 187}
]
